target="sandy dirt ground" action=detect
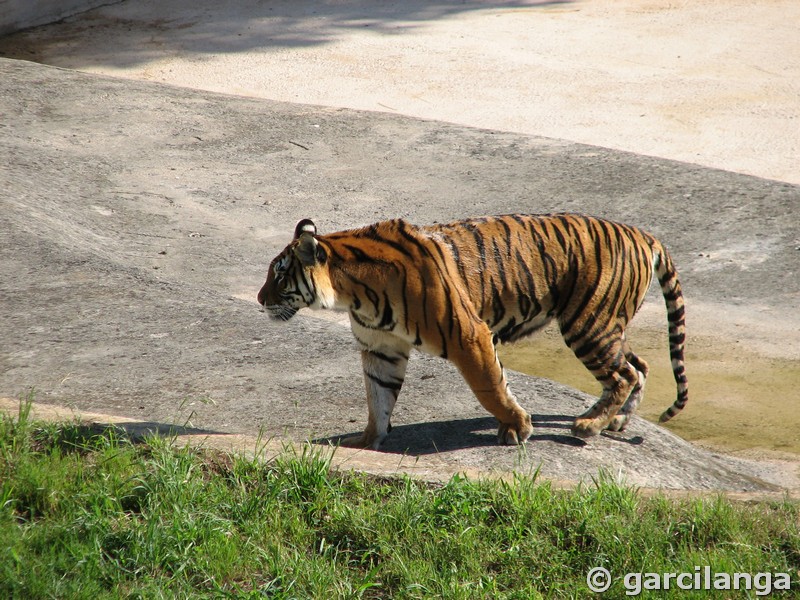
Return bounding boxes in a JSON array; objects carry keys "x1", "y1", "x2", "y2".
[
  {"x1": 1, "y1": 0, "x2": 798, "y2": 491},
  {"x1": 1, "y1": 0, "x2": 798, "y2": 184}
]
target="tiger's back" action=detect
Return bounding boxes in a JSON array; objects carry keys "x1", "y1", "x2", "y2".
[
  {"x1": 426, "y1": 215, "x2": 659, "y2": 344},
  {"x1": 257, "y1": 214, "x2": 688, "y2": 448}
]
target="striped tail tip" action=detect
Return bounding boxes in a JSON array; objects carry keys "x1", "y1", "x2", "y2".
[{"x1": 659, "y1": 403, "x2": 684, "y2": 423}]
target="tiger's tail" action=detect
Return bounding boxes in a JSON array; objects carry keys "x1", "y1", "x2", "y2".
[{"x1": 654, "y1": 242, "x2": 689, "y2": 423}]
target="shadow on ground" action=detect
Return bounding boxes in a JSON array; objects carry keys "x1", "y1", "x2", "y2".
[
  {"x1": 316, "y1": 415, "x2": 590, "y2": 456},
  {"x1": 34, "y1": 420, "x2": 225, "y2": 452},
  {"x1": 0, "y1": 0, "x2": 574, "y2": 68}
]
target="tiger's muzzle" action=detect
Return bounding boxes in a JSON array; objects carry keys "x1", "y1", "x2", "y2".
[{"x1": 265, "y1": 304, "x2": 298, "y2": 321}]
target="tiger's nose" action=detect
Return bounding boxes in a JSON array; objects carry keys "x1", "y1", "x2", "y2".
[{"x1": 257, "y1": 286, "x2": 266, "y2": 307}]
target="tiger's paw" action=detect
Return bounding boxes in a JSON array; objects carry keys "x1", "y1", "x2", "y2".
[
  {"x1": 339, "y1": 431, "x2": 385, "y2": 450},
  {"x1": 606, "y1": 413, "x2": 631, "y2": 432},
  {"x1": 571, "y1": 416, "x2": 605, "y2": 439},
  {"x1": 497, "y1": 413, "x2": 533, "y2": 445}
]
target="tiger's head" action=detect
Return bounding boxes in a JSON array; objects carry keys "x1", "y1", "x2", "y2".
[{"x1": 257, "y1": 219, "x2": 332, "y2": 321}]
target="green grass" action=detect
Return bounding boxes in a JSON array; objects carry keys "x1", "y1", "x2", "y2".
[{"x1": 1, "y1": 395, "x2": 798, "y2": 599}]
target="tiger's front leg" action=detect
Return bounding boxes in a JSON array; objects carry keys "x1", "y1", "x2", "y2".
[
  {"x1": 451, "y1": 327, "x2": 533, "y2": 445},
  {"x1": 340, "y1": 345, "x2": 410, "y2": 450}
]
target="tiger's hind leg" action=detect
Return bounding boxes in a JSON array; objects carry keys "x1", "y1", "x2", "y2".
[
  {"x1": 570, "y1": 336, "x2": 640, "y2": 439},
  {"x1": 606, "y1": 342, "x2": 649, "y2": 432}
]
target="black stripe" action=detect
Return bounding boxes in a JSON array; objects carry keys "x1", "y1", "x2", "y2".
[
  {"x1": 381, "y1": 237, "x2": 415, "y2": 258},
  {"x1": 420, "y1": 270, "x2": 429, "y2": 328},
  {"x1": 463, "y1": 226, "x2": 487, "y2": 313},
  {"x1": 572, "y1": 326, "x2": 620, "y2": 362},
  {"x1": 350, "y1": 310, "x2": 369, "y2": 329},
  {"x1": 490, "y1": 285, "x2": 505, "y2": 328},
  {"x1": 518, "y1": 290, "x2": 532, "y2": 321},
  {"x1": 426, "y1": 238, "x2": 462, "y2": 343},
  {"x1": 493, "y1": 238, "x2": 507, "y2": 283},
  {"x1": 573, "y1": 337, "x2": 600, "y2": 360},
  {"x1": 539, "y1": 243, "x2": 559, "y2": 303},
  {"x1": 397, "y1": 220, "x2": 434, "y2": 258},
  {"x1": 437, "y1": 323, "x2": 448, "y2": 359},
  {"x1": 496, "y1": 317, "x2": 520, "y2": 343},
  {"x1": 670, "y1": 350, "x2": 685, "y2": 362},
  {"x1": 511, "y1": 214, "x2": 537, "y2": 243},
  {"x1": 448, "y1": 240, "x2": 470, "y2": 288},
  {"x1": 400, "y1": 269, "x2": 410, "y2": 333},
  {"x1": 437, "y1": 271, "x2": 456, "y2": 340},
  {"x1": 669, "y1": 332, "x2": 686, "y2": 346},
  {"x1": 378, "y1": 292, "x2": 395, "y2": 329},
  {"x1": 343, "y1": 244, "x2": 370, "y2": 262},
  {"x1": 668, "y1": 305, "x2": 685, "y2": 322},
  {"x1": 370, "y1": 351, "x2": 403, "y2": 365},
  {"x1": 469, "y1": 223, "x2": 487, "y2": 263},
  {"x1": 624, "y1": 232, "x2": 649, "y2": 313},
  {"x1": 429, "y1": 235, "x2": 451, "y2": 267},
  {"x1": 663, "y1": 287, "x2": 680, "y2": 302},
  {"x1": 364, "y1": 286, "x2": 380, "y2": 313},
  {"x1": 325, "y1": 242, "x2": 348, "y2": 263},
  {"x1": 498, "y1": 217, "x2": 514, "y2": 257},
  {"x1": 366, "y1": 372, "x2": 403, "y2": 391},
  {"x1": 553, "y1": 221, "x2": 569, "y2": 253},
  {"x1": 514, "y1": 248, "x2": 541, "y2": 318}
]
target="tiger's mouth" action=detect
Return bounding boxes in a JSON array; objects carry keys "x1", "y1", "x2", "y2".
[{"x1": 266, "y1": 305, "x2": 298, "y2": 322}]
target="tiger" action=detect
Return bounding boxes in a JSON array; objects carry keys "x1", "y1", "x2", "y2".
[{"x1": 257, "y1": 214, "x2": 688, "y2": 450}]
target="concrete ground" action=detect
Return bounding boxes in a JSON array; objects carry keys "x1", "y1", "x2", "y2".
[{"x1": 1, "y1": 0, "x2": 798, "y2": 492}]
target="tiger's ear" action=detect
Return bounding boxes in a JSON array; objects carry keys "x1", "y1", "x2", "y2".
[
  {"x1": 294, "y1": 231, "x2": 327, "y2": 267},
  {"x1": 293, "y1": 219, "x2": 317, "y2": 239}
]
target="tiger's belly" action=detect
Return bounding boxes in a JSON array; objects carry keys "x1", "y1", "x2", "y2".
[
  {"x1": 491, "y1": 312, "x2": 554, "y2": 344},
  {"x1": 484, "y1": 290, "x2": 557, "y2": 345}
]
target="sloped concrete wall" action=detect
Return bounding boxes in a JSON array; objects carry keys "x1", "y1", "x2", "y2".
[{"x1": 0, "y1": 0, "x2": 117, "y2": 36}]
